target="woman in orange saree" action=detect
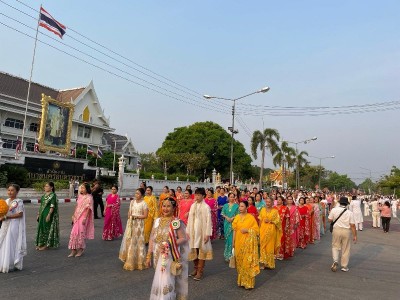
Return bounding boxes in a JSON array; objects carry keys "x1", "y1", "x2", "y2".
[
  {"x1": 232, "y1": 201, "x2": 260, "y2": 289},
  {"x1": 259, "y1": 198, "x2": 282, "y2": 269}
]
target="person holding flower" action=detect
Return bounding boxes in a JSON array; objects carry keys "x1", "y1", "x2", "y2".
[
  {"x1": 35, "y1": 182, "x2": 60, "y2": 250},
  {"x1": 0, "y1": 184, "x2": 27, "y2": 273},
  {"x1": 147, "y1": 197, "x2": 188, "y2": 300}
]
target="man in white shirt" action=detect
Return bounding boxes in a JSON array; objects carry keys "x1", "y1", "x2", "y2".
[
  {"x1": 390, "y1": 198, "x2": 398, "y2": 217},
  {"x1": 186, "y1": 187, "x2": 213, "y2": 281},
  {"x1": 328, "y1": 197, "x2": 357, "y2": 272},
  {"x1": 370, "y1": 198, "x2": 381, "y2": 228}
]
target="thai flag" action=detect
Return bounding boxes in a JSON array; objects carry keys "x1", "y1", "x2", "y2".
[
  {"x1": 137, "y1": 161, "x2": 142, "y2": 169},
  {"x1": 15, "y1": 138, "x2": 22, "y2": 153},
  {"x1": 97, "y1": 147, "x2": 103, "y2": 159},
  {"x1": 70, "y1": 147, "x2": 76, "y2": 157},
  {"x1": 87, "y1": 145, "x2": 94, "y2": 155},
  {"x1": 34, "y1": 141, "x2": 40, "y2": 152},
  {"x1": 39, "y1": 7, "x2": 66, "y2": 39}
]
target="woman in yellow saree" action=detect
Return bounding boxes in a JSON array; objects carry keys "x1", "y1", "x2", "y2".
[
  {"x1": 232, "y1": 201, "x2": 260, "y2": 289},
  {"x1": 259, "y1": 198, "x2": 282, "y2": 269}
]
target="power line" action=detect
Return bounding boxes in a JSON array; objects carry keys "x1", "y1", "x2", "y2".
[
  {"x1": 0, "y1": 0, "x2": 230, "y2": 109},
  {"x1": 0, "y1": 11, "x2": 231, "y2": 114},
  {"x1": 0, "y1": 19, "x2": 231, "y2": 115}
]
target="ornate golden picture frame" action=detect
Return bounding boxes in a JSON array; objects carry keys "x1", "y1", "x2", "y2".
[{"x1": 38, "y1": 94, "x2": 75, "y2": 155}]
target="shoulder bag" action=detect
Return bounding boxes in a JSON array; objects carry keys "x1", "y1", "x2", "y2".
[{"x1": 329, "y1": 208, "x2": 347, "y2": 233}]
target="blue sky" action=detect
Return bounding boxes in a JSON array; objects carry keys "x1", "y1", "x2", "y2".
[{"x1": 1, "y1": 0, "x2": 399, "y2": 183}]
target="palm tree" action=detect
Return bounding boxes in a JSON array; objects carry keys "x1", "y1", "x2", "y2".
[
  {"x1": 273, "y1": 141, "x2": 296, "y2": 188},
  {"x1": 296, "y1": 150, "x2": 309, "y2": 188},
  {"x1": 251, "y1": 128, "x2": 280, "y2": 189}
]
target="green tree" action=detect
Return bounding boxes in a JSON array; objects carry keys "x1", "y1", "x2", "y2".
[
  {"x1": 157, "y1": 121, "x2": 252, "y2": 179},
  {"x1": 377, "y1": 166, "x2": 400, "y2": 196},
  {"x1": 139, "y1": 152, "x2": 163, "y2": 173},
  {"x1": 180, "y1": 153, "x2": 209, "y2": 175},
  {"x1": 358, "y1": 178, "x2": 376, "y2": 194},
  {"x1": 251, "y1": 128, "x2": 280, "y2": 189},
  {"x1": 272, "y1": 141, "x2": 296, "y2": 187},
  {"x1": 88, "y1": 151, "x2": 119, "y2": 170},
  {"x1": 321, "y1": 172, "x2": 356, "y2": 192}
]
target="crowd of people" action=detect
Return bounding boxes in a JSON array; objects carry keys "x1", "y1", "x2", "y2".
[{"x1": 0, "y1": 180, "x2": 399, "y2": 299}]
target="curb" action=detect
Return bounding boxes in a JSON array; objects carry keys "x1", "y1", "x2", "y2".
[{"x1": 22, "y1": 197, "x2": 135, "y2": 204}]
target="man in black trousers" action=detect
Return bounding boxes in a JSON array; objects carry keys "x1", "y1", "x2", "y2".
[{"x1": 92, "y1": 180, "x2": 104, "y2": 219}]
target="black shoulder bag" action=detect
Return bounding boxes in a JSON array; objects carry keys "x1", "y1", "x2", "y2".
[{"x1": 330, "y1": 208, "x2": 347, "y2": 233}]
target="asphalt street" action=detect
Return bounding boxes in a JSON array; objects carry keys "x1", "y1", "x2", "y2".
[{"x1": 1, "y1": 202, "x2": 399, "y2": 300}]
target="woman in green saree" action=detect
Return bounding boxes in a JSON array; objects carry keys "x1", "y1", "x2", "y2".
[
  {"x1": 221, "y1": 192, "x2": 239, "y2": 261},
  {"x1": 35, "y1": 182, "x2": 60, "y2": 250}
]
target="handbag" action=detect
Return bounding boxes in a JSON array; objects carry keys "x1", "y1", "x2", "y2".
[
  {"x1": 229, "y1": 248, "x2": 236, "y2": 269},
  {"x1": 330, "y1": 208, "x2": 347, "y2": 233},
  {"x1": 170, "y1": 261, "x2": 182, "y2": 276}
]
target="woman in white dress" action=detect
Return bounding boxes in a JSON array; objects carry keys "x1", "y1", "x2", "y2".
[
  {"x1": 119, "y1": 188, "x2": 148, "y2": 271},
  {"x1": 363, "y1": 198, "x2": 370, "y2": 217},
  {"x1": 0, "y1": 184, "x2": 27, "y2": 273},
  {"x1": 349, "y1": 195, "x2": 363, "y2": 231},
  {"x1": 147, "y1": 197, "x2": 188, "y2": 300}
]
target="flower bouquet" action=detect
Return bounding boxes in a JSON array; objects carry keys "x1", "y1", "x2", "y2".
[
  {"x1": 160, "y1": 241, "x2": 170, "y2": 272},
  {"x1": 0, "y1": 199, "x2": 8, "y2": 218}
]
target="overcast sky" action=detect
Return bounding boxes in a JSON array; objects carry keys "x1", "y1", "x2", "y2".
[{"x1": 1, "y1": 0, "x2": 399, "y2": 183}]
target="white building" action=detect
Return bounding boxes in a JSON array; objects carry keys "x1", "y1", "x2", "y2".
[{"x1": 0, "y1": 71, "x2": 138, "y2": 176}]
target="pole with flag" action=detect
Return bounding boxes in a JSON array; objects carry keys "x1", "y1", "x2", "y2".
[
  {"x1": 20, "y1": 6, "x2": 67, "y2": 154},
  {"x1": 15, "y1": 137, "x2": 22, "y2": 159},
  {"x1": 86, "y1": 145, "x2": 94, "y2": 159}
]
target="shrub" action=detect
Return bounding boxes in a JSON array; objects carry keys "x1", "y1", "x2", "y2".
[
  {"x1": 0, "y1": 164, "x2": 30, "y2": 187},
  {"x1": 32, "y1": 180, "x2": 70, "y2": 192},
  {"x1": 0, "y1": 171, "x2": 7, "y2": 188}
]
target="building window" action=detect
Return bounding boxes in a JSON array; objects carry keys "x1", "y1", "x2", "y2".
[
  {"x1": 2, "y1": 138, "x2": 18, "y2": 149},
  {"x1": 29, "y1": 123, "x2": 38, "y2": 132},
  {"x1": 26, "y1": 142, "x2": 35, "y2": 152},
  {"x1": 77, "y1": 125, "x2": 91, "y2": 138},
  {"x1": 82, "y1": 106, "x2": 90, "y2": 122},
  {"x1": 4, "y1": 118, "x2": 24, "y2": 129}
]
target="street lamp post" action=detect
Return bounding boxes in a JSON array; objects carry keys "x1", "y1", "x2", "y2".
[
  {"x1": 204, "y1": 86, "x2": 270, "y2": 184},
  {"x1": 360, "y1": 166, "x2": 372, "y2": 194},
  {"x1": 287, "y1": 136, "x2": 317, "y2": 189},
  {"x1": 309, "y1": 155, "x2": 335, "y2": 189},
  {"x1": 112, "y1": 138, "x2": 127, "y2": 172}
]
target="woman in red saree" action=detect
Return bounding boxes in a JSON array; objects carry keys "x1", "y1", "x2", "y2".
[
  {"x1": 178, "y1": 189, "x2": 194, "y2": 225},
  {"x1": 305, "y1": 197, "x2": 315, "y2": 244},
  {"x1": 247, "y1": 196, "x2": 259, "y2": 225},
  {"x1": 274, "y1": 196, "x2": 289, "y2": 260},
  {"x1": 285, "y1": 195, "x2": 300, "y2": 258},
  {"x1": 297, "y1": 197, "x2": 308, "y2": 249},
  {"x1": 102, "y1": 184, "x2": 123, "y2": 241}
]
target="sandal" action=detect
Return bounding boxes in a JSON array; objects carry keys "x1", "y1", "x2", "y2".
[
  {"x1": 75, "y1": 249, "x2": 85, "y2": 257},
  {"x1": 68, "y1": 250, "x2": 77, "y2": 257}
]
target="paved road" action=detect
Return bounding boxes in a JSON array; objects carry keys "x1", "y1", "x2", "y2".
[{"x1": 1, "y1": 202, "x2": 399, "y2": 299}]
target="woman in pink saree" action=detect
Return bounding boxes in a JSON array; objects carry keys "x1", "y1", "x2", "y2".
[
  {"x1": 102, "y1": 184, "x2": 123, "y2": 241},
  {"x1": 205, "y1": 189, "x2": 218, "y2": 240},
  {"x1": 68, "y1": 183, "x2": 94, "y2": 257}
]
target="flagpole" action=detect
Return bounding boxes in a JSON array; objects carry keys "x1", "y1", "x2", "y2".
[
  {"x1": 86, "y1": 144, "x2": 88, "y2": 160},
  {"x1": 20, "y1": 5, "x2": 42, "y2": 155}
]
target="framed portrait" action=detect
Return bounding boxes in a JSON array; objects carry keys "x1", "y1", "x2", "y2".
[{"x1": 38, "y1": 94, "x2": 75, "y2": 155}]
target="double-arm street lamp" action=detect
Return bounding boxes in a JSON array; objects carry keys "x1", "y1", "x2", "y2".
[
  {"x1": 204, "y1": 86, "x2": 270, "y2": 184},
  {"x1": 309, "y1": 155, "x2": 335, "y2": 189},
  {"x1": 286, "y1": 137, "x2": 317, "y2": 189}
]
